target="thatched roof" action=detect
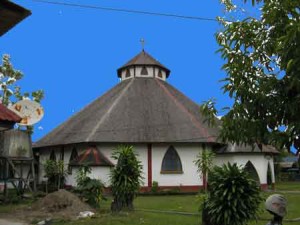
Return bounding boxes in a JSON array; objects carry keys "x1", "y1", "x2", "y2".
[
  {"x1": 35, "y1": 78, "x2": 220, "y2": 148},
  {"x1": 0, "y1": 103, "x2": 21, "y2": 122},
  {"x1": 0, "y1": 1, "x2": 31, "y2": 36},
  {"x1": 117, "y1": 50, "x2": 171, "y2": 78}
]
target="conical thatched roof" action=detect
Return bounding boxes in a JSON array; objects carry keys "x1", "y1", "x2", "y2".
[
  {"x1": 35, "y1": 78, "x2": 220, "y2": 148},
  {"x1": 117, "y1": 50, "x2": 171, "y2": 78}
]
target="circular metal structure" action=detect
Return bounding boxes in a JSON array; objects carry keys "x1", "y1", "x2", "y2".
[{"x1": 9, "y1": 100, "x2": 44, "y2": 126}]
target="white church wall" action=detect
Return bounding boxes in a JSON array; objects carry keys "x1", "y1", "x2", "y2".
[
  {"x1": 38, "y1": 144, "x2": 115, "y2": 187},
  {"x1": 269, "y1": 158, "x2": 275, "y2": 183},
  {"x1": 38, "y1": 146, "x2": 62, "y2": 183},
  {"x1": 154, "y1": 67, "x2": 166, "y2": 81},
  {"x1": 96, "y1": 143, "x2": 147, "y2": 186},
  {"x1": 133, "y1": 144, "x2": 148, "y2": 186},
  {"x1": 135, "y1": 66, "x2": 154, "y2": 78},
  {"x1": 66, "y1": 166, "x2": 111, "y2": 187},
  {"x1": 152, "y1": 144, "x2": 202, "y2": 187},
  {"x1": 214, "y1": 153, "x2": 275, "y2": 185},
  {"x1": 37, "y1": 144, "x2": 275, "y2": 191},
  {"x1": 120, "y1": 66, "x2": 166, "y2": 81},
  {"x1": 121, "y1": 68, "x2": 134, "y2": 81}
]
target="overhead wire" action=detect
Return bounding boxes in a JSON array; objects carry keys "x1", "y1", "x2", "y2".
[{"x1": 31, "y1": 0, "x2": 218, "y2": 22}]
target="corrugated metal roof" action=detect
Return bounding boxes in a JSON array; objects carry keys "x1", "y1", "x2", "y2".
[{"x1": 0, "y1": 103, "x2": 21, "y2": 122}]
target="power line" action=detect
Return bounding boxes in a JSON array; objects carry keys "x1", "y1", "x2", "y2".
[{"x1": 31, "y1": 0, "x2": 218, "y2": 22}]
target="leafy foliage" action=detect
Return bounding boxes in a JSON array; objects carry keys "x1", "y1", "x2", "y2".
[
  {"x1": 204, "y1": 163, "x2": 262, "y2": 225},
  {"x1": 110, "y1": 145, "x2": 143, "y2": 212},
  {"x1": 202, "y1": 0, "x2": 300, "y2": 153},
  {"x1": 0, "y1": 54, "x2": 44, "y2": 133},
  {"x1": 151, "y1": 181, "x2": 159, "y2": 193},
  {"x1": 43, "y1": 160, "x2": 67, "y2": 191},
  {"x1": 75, "y1": 165, "x2": 105, "y2": 208},
  {"x1": 0, "y1": 54, "x2": 44, "y2": 105},
  {"x1": 194, "y1": 148, "x2": 215, "y2": 191}
]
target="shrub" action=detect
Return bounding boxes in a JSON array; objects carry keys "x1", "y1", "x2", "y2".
[
  {"x1": 75, "y1": 165, "x2": 105, "y2": 208},
  {"x1": 110, "y1": 145, "x2": 143, "y2": 212},
  {"x1": 151, "y1": 181, "x2": 159, "y2": 193},
  {"x1": 204, "y1": 163, "x2": 262, "y2": 225}
]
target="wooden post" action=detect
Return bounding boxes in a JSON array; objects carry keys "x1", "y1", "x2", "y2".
[
  {"x1": 4, "y1": 159, "x2": 8, "y2": 199},
  {"x1": 31, "y1": 160, "x2": 36, "y2": 192}
]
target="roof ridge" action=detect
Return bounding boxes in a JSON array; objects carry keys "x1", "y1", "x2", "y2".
[
  {"x1": 155, "y1": 79, "x2": 215, "y2": 142},
  {"x1": 85, "y1": 78, "x2": 134, "y2": 142},
  {"x1": 34, "y1": 80, "x2": 131, "y2": 147}
]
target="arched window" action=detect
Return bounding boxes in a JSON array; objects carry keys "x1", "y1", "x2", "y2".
[
  {"x1": 267, "y1": 162, "x2": 272, "y2": 186},
  {"x1": 244, "y1": 161, "x2": 260, "y2": 184},
  {"x1": 125, "y1": 69, "x2": 131, "y2": 78},
  {"x1": 161, "y1": 146, "x2": 183, "y2": 173},
  {"x1": 49, "y1": 150, "x2": 56, "y2": 161},
  {"x1": 68, "y1": 147, "x2": 79, "y2": 174},
  {"x1": 141, "y1": 66, "x2": 148, "y2": 75},
  {"x1": 157, "y1": 70, "x2": 162, "y2": 78},
  {"x1": 69, "y1": 147, "x2": 79, "y2": 163}
]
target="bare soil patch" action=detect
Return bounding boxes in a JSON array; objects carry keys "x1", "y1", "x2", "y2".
[{"x1": 3, "y1": 189, "x2": 94, "y2": 223}]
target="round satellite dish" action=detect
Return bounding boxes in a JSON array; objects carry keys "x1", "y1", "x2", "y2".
[{"x1": 9, "y1": 100, "x2": 44, "y2": 126}]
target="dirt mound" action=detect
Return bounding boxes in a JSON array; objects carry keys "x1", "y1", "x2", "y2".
[{"x1": 24, "y1": 189, "x2": 93, "y2": 221}]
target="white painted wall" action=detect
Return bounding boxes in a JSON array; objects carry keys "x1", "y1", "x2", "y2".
[
  {"x1": 120, "y1": 66, "x2": 167, "y2": 81},
  {"x1": 135, "y1": 66, "x2": 153, "y2": 78},
  {"x1": 66, "y1": 166, "x2": 111, "y2": 186},
  {"x1": 152, "y1": 144, "x2": 202, "y2": 186},
  {"x1": 37, "y1": 143, "x2": 275, "y2": 189},
  {"x1": 38, "y1": 143, "x2": 148, "y2": 187},
  {"x1": 121, "y1": 68, "x2": 134, "y2": 80},
  {"x1": 214, "y1": 154, "x2": 275, "y2": 184},
  {"x1": 154, "y1": 67, "x2": 166, "y2": 81}
]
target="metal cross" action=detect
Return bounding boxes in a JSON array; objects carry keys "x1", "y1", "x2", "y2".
[{"x1": 140, "y1": 38, "x2": 145, "y2": 50}]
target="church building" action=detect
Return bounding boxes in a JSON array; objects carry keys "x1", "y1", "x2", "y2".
[{"x1": 34, "y1": 50, "x2": 278, "y2": 191}]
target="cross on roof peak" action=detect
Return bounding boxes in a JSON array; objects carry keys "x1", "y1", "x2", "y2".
[{"x1": 140, "y1": 38, "x2": 145, "y2": 51}]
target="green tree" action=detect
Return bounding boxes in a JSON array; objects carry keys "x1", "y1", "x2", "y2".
[
  {"x1": 204, "y1": 163, "x2": 262, "y2": 225},
  {"x1": 202, "y1": 0, "x2": 300, "y2": 153},
  {"x1": 0, "y1": 54, "x2": 44, "y2": 132},
  {"x1": 43, "y1": 160, "x2": 67, "y2": 191},
  {"x1": 194, "y1": 147, "x2": 215, "y2": 192},
  {"x1": 110, "y1": 145, "x2": 143, "y2": 213}
]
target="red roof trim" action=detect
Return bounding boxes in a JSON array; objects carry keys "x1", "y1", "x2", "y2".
[
  {"x1": 0, "y1": 103, "x2": 21, "y2": 122},
  {"x1": 73, "y1": 146, "x2": 114, "y2": 166}
]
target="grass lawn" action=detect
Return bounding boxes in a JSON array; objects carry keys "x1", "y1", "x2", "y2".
[
  {"x1": 275, "y1": 181, "x2": 300, "y2": 191},
  {"x1": 53, "y1": 191, "x2": 300, "y2": 225},
  {"x1": 1, "y1": 183, "x2": 300, "y2": 225}
]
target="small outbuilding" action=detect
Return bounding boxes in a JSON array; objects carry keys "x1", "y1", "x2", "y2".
[{"x1": 0, "y1": 103, "x2": 36, "y2": 196}]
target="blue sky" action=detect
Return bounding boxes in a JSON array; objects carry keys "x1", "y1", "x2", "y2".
[{"x1": 1, "y1": 0, "x2": 231, "y2": 141}]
